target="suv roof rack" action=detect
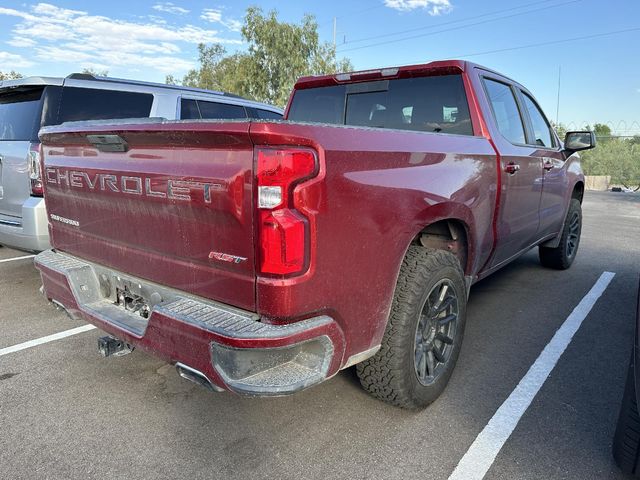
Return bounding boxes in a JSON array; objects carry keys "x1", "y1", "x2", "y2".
[{"x1": 65, "y1": 73, "x2": 245, "y2": 99}]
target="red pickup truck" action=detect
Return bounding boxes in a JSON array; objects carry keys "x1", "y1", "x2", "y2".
[{"x1": 35, "y1": 60, "x2": 595, "y2": 408}]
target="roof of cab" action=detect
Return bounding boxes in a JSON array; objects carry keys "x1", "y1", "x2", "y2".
[{"x1": 293, "y1": 60, "x2": 515, "y2": 90}]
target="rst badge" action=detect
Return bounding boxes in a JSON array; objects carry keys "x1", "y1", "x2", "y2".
[
  {"x1": 208, "y1": 252, "x2": 247, "y2": 264},
  {"x1": 50, "y1": 213, "x2": 80, "y2": 227}
]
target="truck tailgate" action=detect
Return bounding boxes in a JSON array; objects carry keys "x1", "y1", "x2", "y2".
[{"x1": 39, "y1": 121, "x2": 256, "y2": 311}]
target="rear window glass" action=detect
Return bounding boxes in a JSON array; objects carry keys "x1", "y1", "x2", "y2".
[
  {"x1": 287, "y1": 74, "x2": 473, "y2": 135},
  {"x1": 57, "y1": 88, "x2": 153, "y2": 123},
  {"x1": 0, "y1": 88, "x2": 44, "y2": 141}
]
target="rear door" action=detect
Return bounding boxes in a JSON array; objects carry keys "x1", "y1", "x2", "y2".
[
  {"x1": 480, "y1": 75, "x2": 544, "y2": 267},
  {"x1": 0, "y1": 87, "x2": 44, "y2": 219}
]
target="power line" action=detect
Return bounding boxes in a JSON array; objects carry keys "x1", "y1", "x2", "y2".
[
  {"x1": 454, "y1": 26, "x2": 640, "y2": 58},
  {"x1": 342, "y1": 0, "x2": 565, "y2": 45},
  {"x1": 336, "y1": 0, "x2": 583, "y2": 53}
]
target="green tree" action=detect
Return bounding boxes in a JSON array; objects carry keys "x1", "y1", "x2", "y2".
[
  {"x1": 172, "y1": 7, "x2": 352, "y2": 107},
  {"x1": 583, "y1": 123, "x2": 612, "y2": 143},
  {"x1": 580, "y1": 136, "x2": 640, "y2": 188},
  {"x1": 181, "y1": 43, "x2": 227, "y2": 91},
  {"x1": 81, "y1": 67, "x2": 109, "y2": 77},
  {"x1": 551, "y1": 122, "x2": 568, "y2": 141},
  {"x1": 0, "y1": 70, "x2": 23, "y2": 80}
]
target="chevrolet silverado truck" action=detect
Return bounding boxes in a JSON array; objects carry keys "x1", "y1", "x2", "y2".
[{"x1": 34, "y1": 60, "x2": 596, "y2": 408}]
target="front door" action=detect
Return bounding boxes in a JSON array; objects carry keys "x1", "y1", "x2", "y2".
[{"x1": 517, "y1": 90, "x2": 567, "y2": 238}]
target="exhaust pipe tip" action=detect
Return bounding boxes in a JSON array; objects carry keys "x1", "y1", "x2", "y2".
[{"x1": 175, "y1": 363, "x2": 224, "y2": 393}]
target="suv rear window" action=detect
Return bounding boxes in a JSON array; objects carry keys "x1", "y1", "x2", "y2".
[
  {"x1": 0, "y1": 88, "x2": 44, "y2": 141},
  {"x1": 287, "y1": 74, "x2": 473, "y2": 135},
  {"x1": 57, "y1": 88, "x2": 153, "y2": 123}
]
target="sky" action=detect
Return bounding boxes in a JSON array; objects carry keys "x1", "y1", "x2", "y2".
[{"x1": 0, "y1": 0, "x2": 638, "y2": 134}]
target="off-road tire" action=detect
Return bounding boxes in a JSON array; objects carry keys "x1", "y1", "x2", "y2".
[
  {"x1": 356, "y1": 246, "x2": 466, "y2": 409},
  {"x1": 539, "y1": 198, "x2": 582, "y2": 270},
  {"x1": 613, "y1": 355, "x2": 640, "y2": 476}
]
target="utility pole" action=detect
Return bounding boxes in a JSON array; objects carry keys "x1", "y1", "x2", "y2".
[
  {"x1": 555, "y1": 65, "x2": 561, "y2": 126},
  {"x1": 333, "y1": 17, "x2": 337, "y2": 48}
]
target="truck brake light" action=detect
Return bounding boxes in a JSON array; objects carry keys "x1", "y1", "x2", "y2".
[
  {"x1": 28, "y1": 142, "x2": 43, "y2": 197},
  {"x1": 256, "y1": 147, "x2": 317, "y2": 276}
]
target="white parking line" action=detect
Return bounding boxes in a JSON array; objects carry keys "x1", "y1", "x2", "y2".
[
  {"x1": 0, "y1": 254, "x2": 35, "y2": 264},
  {"x1": 448, "y1": 271, "x2": 615, "y2": 480},
  {"x1": 0, "y1": 324, "x2": 97, "y2": 357}
]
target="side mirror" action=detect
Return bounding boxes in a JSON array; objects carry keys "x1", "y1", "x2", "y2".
[{"x1": 564, "y1": 131, "x2": 596, "y2": 153}]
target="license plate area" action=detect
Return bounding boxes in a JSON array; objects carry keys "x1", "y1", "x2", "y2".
[{"x1": 115, "y1": 285, "x2": 151, "y2": 319}]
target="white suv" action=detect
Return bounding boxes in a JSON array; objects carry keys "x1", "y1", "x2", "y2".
[{"x1": 0, "y1": 73, "x2": 283, "y2": 252}]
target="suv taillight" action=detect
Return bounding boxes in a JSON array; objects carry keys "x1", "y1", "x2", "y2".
[
  {"x1": 28, "y1": 142, "x2": 43, "y2": 197},
  {"x1": 256, "y1": 147, "x2": 318, "y2": 276}
]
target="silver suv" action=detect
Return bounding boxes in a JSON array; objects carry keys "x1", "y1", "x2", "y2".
[{"x1": 0, "y1": 73, "x2": 283, "y2": 252}]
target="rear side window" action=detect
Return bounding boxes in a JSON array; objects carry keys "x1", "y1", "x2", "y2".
[
  {"x1": 198, "y1": 100, "x2": 246, "y2": 119},
  {"x1": 180, "y1": 99, "x2": 200, "y2": 119},
  {"x1": 253, "y1": 109, "x2": 282, "y2": 120},
  {"x1": 180, "y1": 99, "x2": 247, "y2": 120},
  {"x1": 57, "y1": 88, "x2": 153, "y2": 123},
  {"x1": 0, "y1": 88, "x2": 44, "y2": 141},
  {"x1": 287, "y1": 74, "x2": 473, "y2": 135},
  {"x1": 521, "y1": 92, "x2": 554, "y2": 148},
  {"x1": 483, "y1": 79, "x2": 526, "y2": 145}
]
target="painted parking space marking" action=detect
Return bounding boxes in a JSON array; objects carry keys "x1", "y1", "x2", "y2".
[
  {"x1": 448, "y1": 271, "x2": 615, "y2": 480},
  {"x1": 0, "y1": 324, "x2": 97, "y2": 357},
  {"x1": 0, "y1": 254, "x2": 35, "y2": 264}
]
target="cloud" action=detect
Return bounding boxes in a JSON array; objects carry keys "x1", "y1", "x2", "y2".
[
  {"x1": 201, "y1": 8, "x2": 242, "y2": 32},
  {"x1": 0, "y1": 3, "x2": 242, "y2": 75},
  {"x1": 152, "y1": 2, "x2": 189, "y2": 15},
  {"x1": 0, "y1": 51, "x2": 34, "y2": 68},
  {"x1": 384, "y1": 0, "x2": 453, "y2": 15},
  {"x1": 6, "y1": 37, "x2": 37, "y2": 47}
]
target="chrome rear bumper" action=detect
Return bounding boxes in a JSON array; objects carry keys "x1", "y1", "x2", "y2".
[{"x1": 35, "y1": 249, "x2": 345, "y2": 395}]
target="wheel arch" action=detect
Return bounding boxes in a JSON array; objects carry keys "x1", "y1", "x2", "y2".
[
  {"x1": 572, "y1": 181, "x2": 585, "y2": 203},
  {"x1": 404, "y1": 202, "x2": 476, "y2": 276},
  {"x1": 411, "y1": 218, "x2": 471, "y2": 275}
]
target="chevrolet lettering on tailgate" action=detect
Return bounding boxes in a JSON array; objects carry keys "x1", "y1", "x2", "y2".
[{"x1": 45, "y1": 167, "x2": 223, "y2": 203}]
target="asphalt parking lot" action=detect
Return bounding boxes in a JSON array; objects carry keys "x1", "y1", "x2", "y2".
[{"x1": 0, "y1": 190, "x2": 638, "y2": 480}]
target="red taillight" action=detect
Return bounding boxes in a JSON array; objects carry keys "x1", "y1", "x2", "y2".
[
  {"x1": 256, "y1": 148, "x2": 317, "y2": 276},
  {"x1": 28, "y1": 142, "x2": 43, "y2": 197}
]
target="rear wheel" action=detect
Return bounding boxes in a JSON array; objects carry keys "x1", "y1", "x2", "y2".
[
  {"x1": 613, "y1": 355, "x2": 640, "y2": 476},
  {"x1": 356, "y1": 247, "x2": 466, "y2": 409},
  {"x1": 539, "y1": 198, "x2": 582, "y2": 270}
]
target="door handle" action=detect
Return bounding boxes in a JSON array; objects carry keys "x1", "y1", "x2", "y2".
[
  {"x1": 504, "y1": 162, "x2": 520, "y2": 175},
  {"x1": 543, "y1": 161, "x2": 554, "y2": 171}
]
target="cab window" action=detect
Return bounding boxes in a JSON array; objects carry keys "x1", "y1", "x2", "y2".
[
  {"x1": 483, "y1": 78, "x2": 526, "y2": 145},
  {"x1": 521, "y1": 92, "x2": 554, "y2": 148}
]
